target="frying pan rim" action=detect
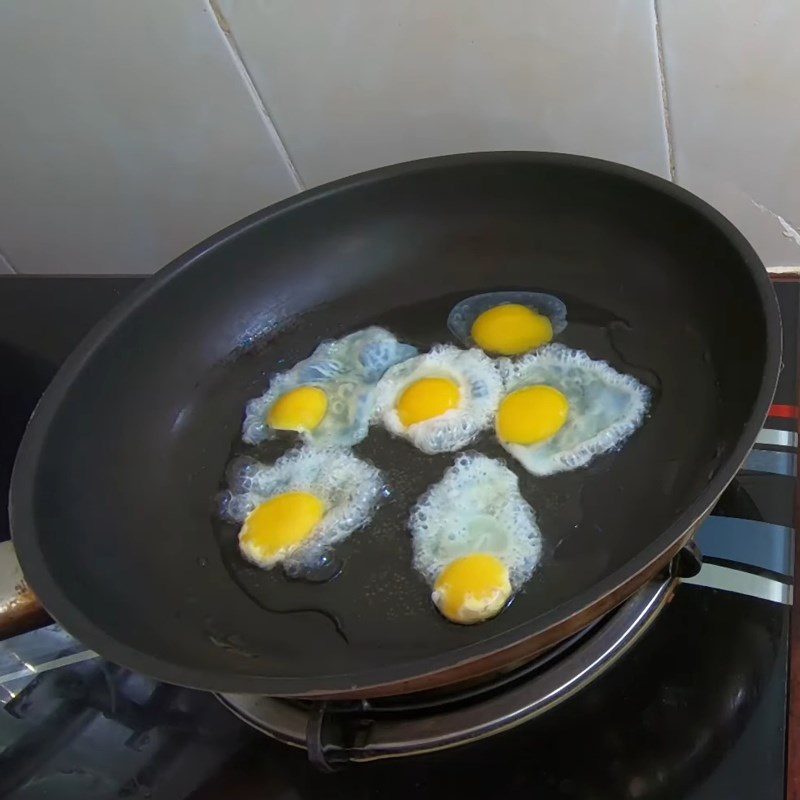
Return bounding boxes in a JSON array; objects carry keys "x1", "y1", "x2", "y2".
[{"x1": 9, "y1": 151, "x2": 782, "y2": 696}]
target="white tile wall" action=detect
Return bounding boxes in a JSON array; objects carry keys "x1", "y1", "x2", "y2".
[
  {"x1": 0, "y1": 1, "x2": 299, "y2": 274},
  {"x1": 658, "y1": 0, "x2": 800, "y2": 268},
  {"x1": 2, "y1": 1, "x2": 798, "y2": 274},
  {"x1": 218, "y1": 0, "x2": 670, "y2": 187}
]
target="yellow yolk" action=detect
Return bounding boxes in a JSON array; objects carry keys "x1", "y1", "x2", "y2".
[
  {"x1": 471, "y1": 303, "x2": 553, "y2": 355},
  {"x1": 433, "y1": 554, "x2": 512, "y2": 624},
  {"x1": 396, "y1": 377, "x2": 460, "y2": 427},
  {"x1": 239, "y1": 491, "x2": 325, "y2": 564},
  {"x1": 268, "y1": 386, "x2": 328, "y2": 432},
  {"x1": 496, "y1": 385, "x2": 569, "y2": 445}
]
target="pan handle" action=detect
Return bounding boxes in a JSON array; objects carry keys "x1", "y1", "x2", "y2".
[{"x1": 0, "y1": 540, "x2": 50, "y2": 640}]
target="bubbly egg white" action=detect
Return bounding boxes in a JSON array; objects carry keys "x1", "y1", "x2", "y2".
[
  {"x1": 221, "y1": 447, "x2": 384, "y2": 571},
  {"x1": 447, "y1": 291, "x2": 568, "y2": 347},
  {"x1": 410, "y1": 453, "x2": 542, "y2": 589},
  {"x1": 498, "y1": 344, "x2": 651, "y2": 476},
  {"x1": 372, "y1": 345, "x2": 502, "y2": 453},
  {"x1": 242, "y1": 327, "x2": 417, "y2": 447}
]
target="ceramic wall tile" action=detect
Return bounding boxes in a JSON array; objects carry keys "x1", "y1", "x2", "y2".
[
  {"x1": 0, "y1": 1, "x2": 299, "y2": 274},
  {"x1": 659, "y1": 0, "x2": 800, "y2": 267},
  {"x1": 219, "y1": 0, "x2": 670, "y2": 187}
]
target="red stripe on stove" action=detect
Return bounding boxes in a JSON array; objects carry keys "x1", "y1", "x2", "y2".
[{"x1": 769, "y1": 403, "x2": 798, "y2": 419}]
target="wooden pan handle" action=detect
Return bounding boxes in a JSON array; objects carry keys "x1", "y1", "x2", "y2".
[{"x1": 0, "y1": 540, "x2": 50, "y2": 640}]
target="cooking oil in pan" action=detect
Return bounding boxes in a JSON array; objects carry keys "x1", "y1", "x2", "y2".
[{"x1": 209, "y1": 288, "x2": 720, "y2": 654}]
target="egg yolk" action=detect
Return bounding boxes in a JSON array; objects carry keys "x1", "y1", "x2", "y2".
[
  {"x1": 240, "y1": 491, "x2": 325, "y2": 561},
  {"x1": 268, "y1": 386, "x2": 328, "y2": 432},
  {"x1": 396, "y1": 377, "x2": 460, "y2": 427},
  {"x1": 471, "y1": 303, "x2": 553, "y2": 355},
  {"x1": 496, "y1": 385, "x2": 569, "y2": 445},
  {"x1": 433, "y1": 554, "x2": 512, "y2": 624}
]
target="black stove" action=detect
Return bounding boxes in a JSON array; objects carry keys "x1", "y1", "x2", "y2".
[{"x1": 0, "y1": 276, "x2": 796, "y2": 799}]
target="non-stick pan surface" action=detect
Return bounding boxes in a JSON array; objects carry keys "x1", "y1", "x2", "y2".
[{"x1": 11, "y1": 153, "x2": 780, "y2": 697}]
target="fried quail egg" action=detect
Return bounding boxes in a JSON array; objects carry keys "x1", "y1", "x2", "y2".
[
  {"x1": 410, "y1": 453, "x2": 542, "y2": 624},
  {"x1": 220, "y1": 447, "x2": 384, "y2": 572},
  {"x1": 496, "y1": 344, "x2": 651, "y2": 476},
  {"x1": 448, "y1": 291, "x2": 568, "y2": 356},
  {"x1": 242, "y1": 327, "x2": 417, "y2": 447},
  {"x1": 372, "y1": 346, "x2": 502, "y2": 453}
]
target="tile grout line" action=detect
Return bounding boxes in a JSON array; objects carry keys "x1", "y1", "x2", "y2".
[
  {"x1": 0, "y1": 247, "x2": 17, "y2": 274},
  {"x1": 653, "y1": 0, "x2": 676, "y2": 183},
  {"x1": 206, "y1": 0, "x2": 305, "y2": 191}
]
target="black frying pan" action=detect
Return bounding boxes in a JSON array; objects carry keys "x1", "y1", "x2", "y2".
[{"x1": 10, "y1": 153, "x2": 780, "y2": 697}]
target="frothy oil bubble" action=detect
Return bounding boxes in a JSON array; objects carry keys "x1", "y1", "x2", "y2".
[
  {"x1": 242, "y1": 327, "x2": 417, "y2": 447},
  {"x1": 220, "y1": 447, "x2": 385, "y2": 577},
  {"x1": 282, "y1": 551, "x2": 342, "y2": 583},
  {"x1": 372, "y1": 346, "x2": 502, "y2": 454},
  {"x1": 497, "y1": 344, "x2": 651, "y2": 476},
  {"x1": 410, "y1": 452, "x2": 542, "y2": 590}
]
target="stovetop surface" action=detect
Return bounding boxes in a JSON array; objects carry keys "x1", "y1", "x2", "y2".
[{"x1": 0, "y1": 276, "x2": 796, "y2": 800}]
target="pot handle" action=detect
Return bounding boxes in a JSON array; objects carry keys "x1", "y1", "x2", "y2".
[{"x1": 0, "y1": 540, "x2": 50, "y2": 640}]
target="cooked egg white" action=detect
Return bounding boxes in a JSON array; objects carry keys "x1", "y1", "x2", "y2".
[
  {"x1": 410, "y1": 453, "x2": 542, "y2": 624},
  {"x1": 372, "y1": 346, "x2": 502, "y2": 454},
  {"x1": 496, "y1": 344, "x2": 651, "y2": 476},
  {"x1": 242, "y1": 327, "x2": 417, "y2": 447},
  {"x1": 221, "y1": 447, "x2": 384, "y2": 571}
]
